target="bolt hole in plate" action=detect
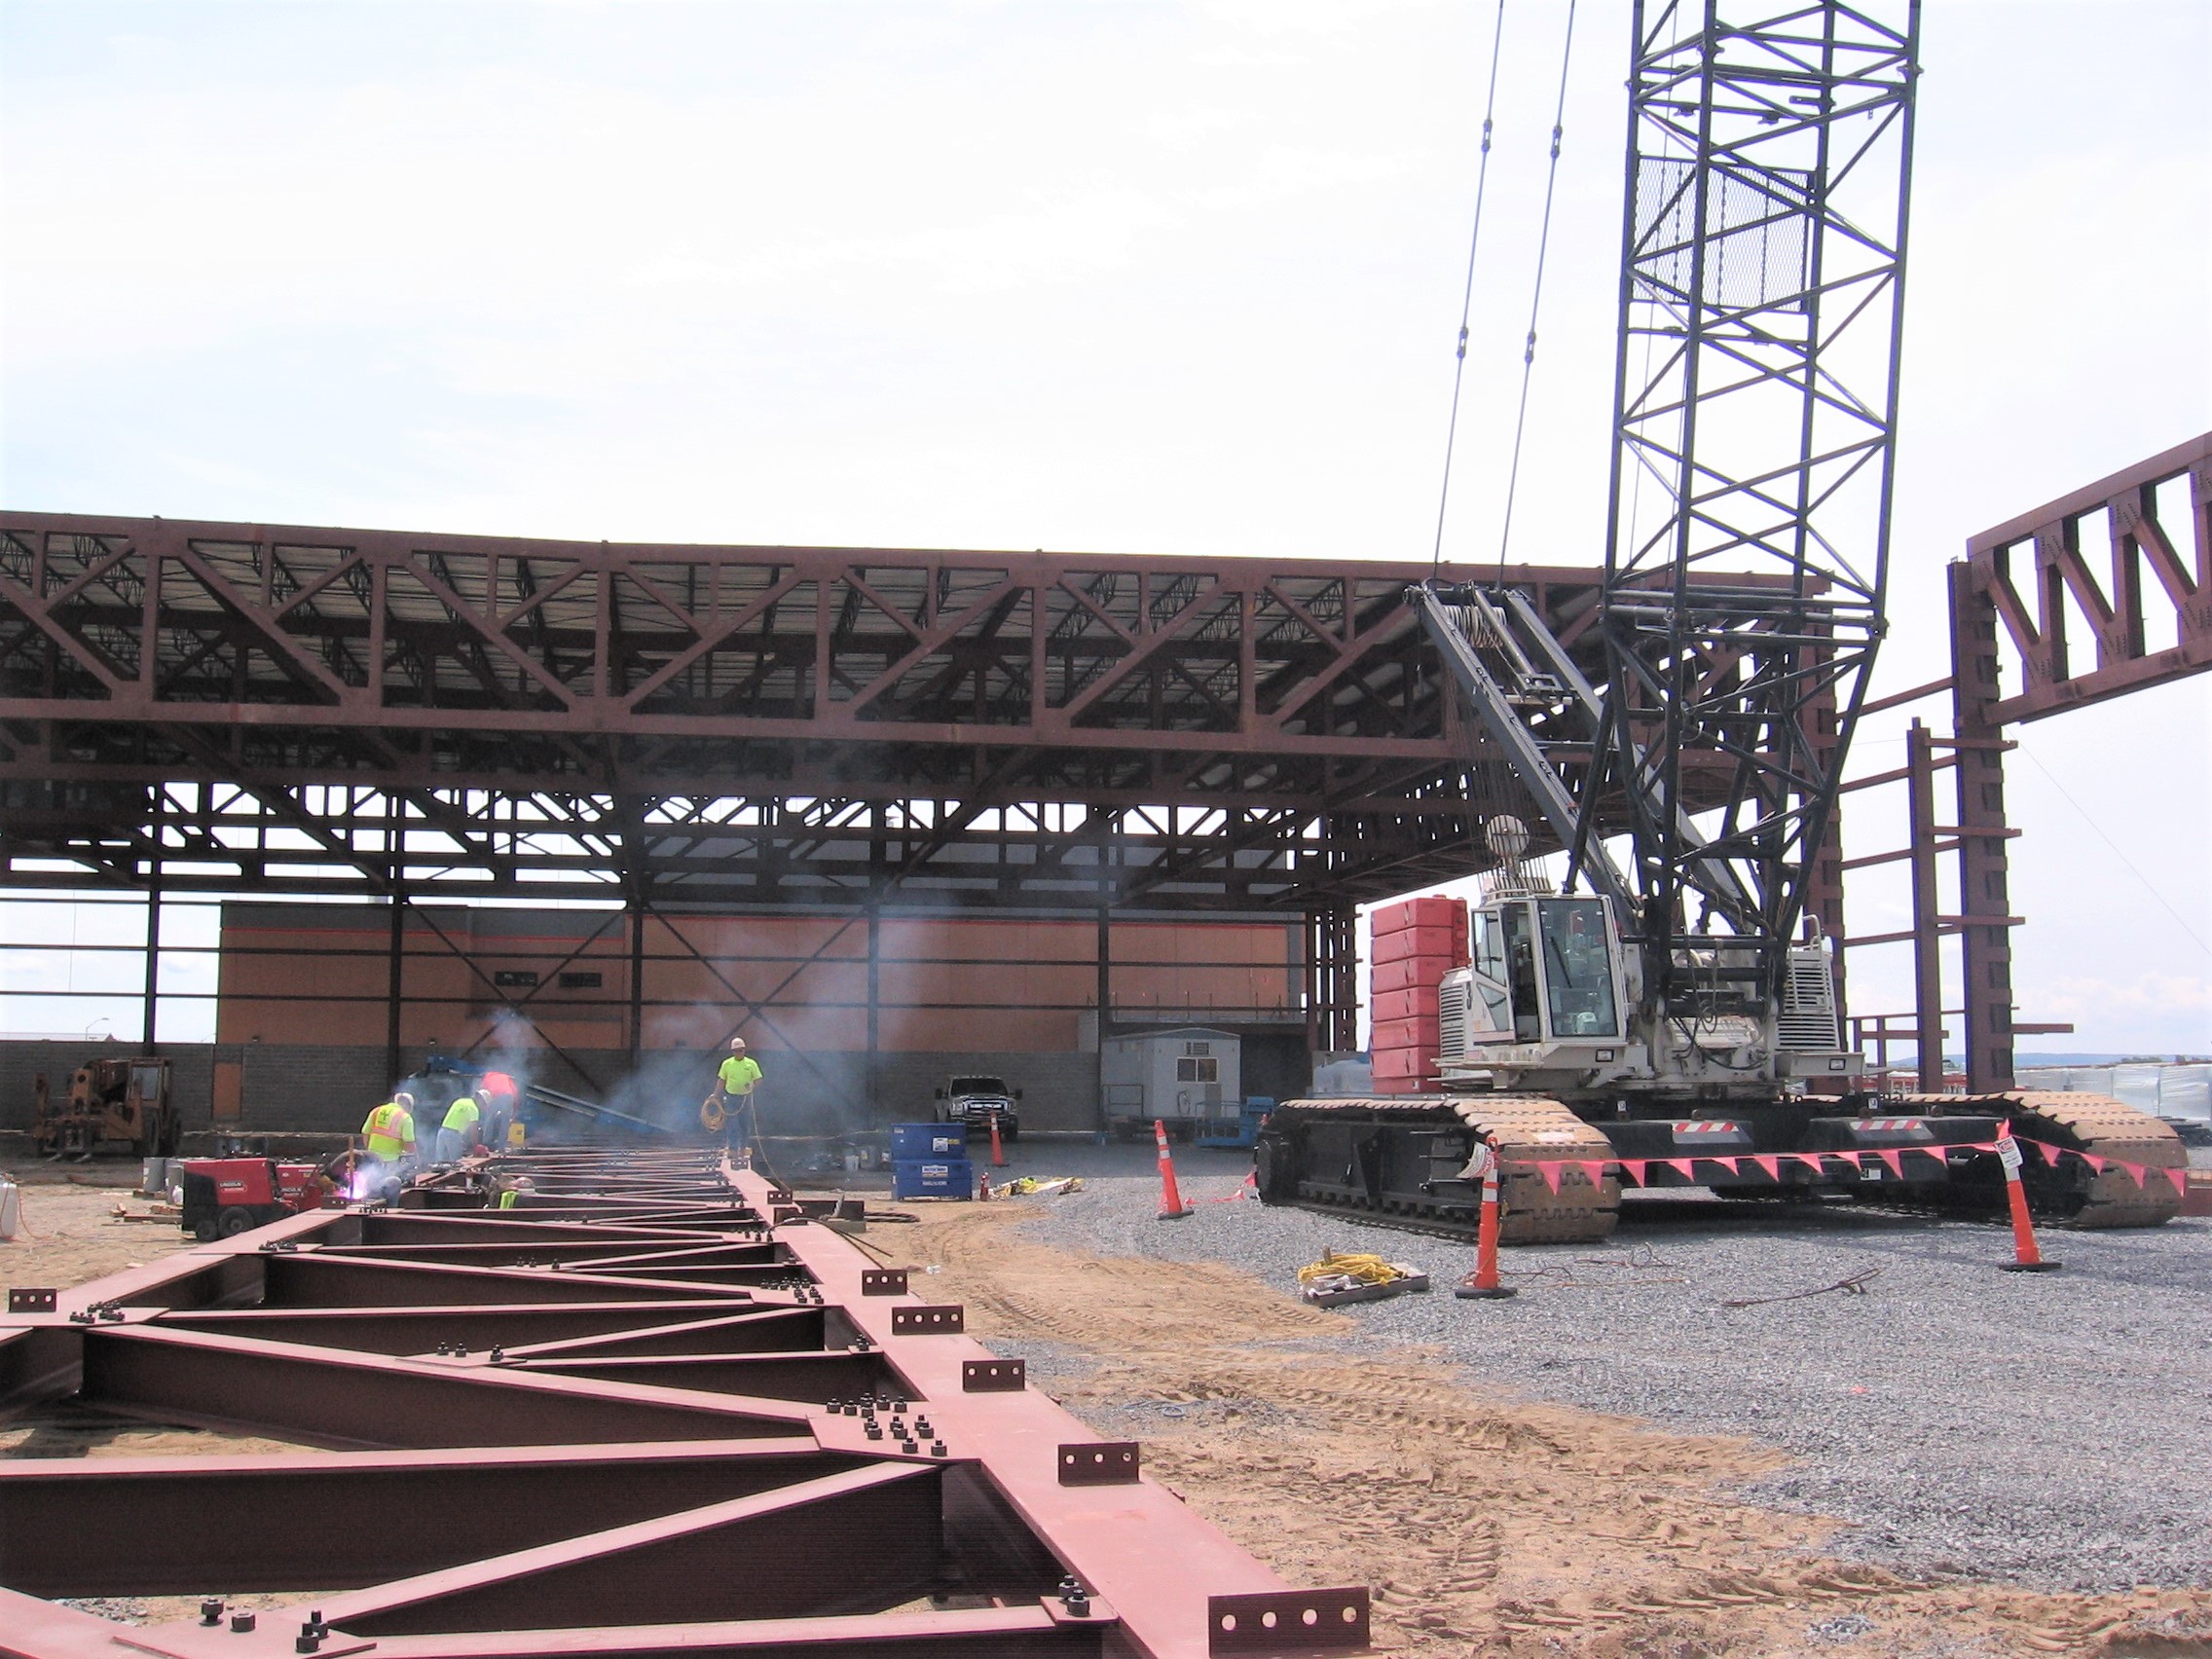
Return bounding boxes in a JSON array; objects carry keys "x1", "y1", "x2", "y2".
[
  {"x1": 1207, "y1": 1588, "x2": 1371, "y2": 1653},
  {"x1": 861, "y1": 1268, "x2": 908, "y2": 1296},
  {"x1": 963, "y1": 1357, "x2": 1026, "y2": 1391},
  {"x1": 1057, "y1": 1441, "x2": 1140, "y2": 1485},
  {"x1": 889, "y1": 1304, "x2": 965, "y2": 1335},
  {"x1": 7, "y1": 1288, "x2": 57, "y2": 1313}
]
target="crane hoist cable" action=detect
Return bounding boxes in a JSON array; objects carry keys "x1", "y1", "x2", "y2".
[
  {"x1": 1428, "y1": 0, "x2": 1509, "y2": 577},
  {"x1": 1494, "y1": 0, "x2": 1578, "y2": 586}
]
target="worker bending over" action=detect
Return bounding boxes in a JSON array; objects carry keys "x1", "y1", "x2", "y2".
[
  {"x1": 361, "y1": 1091, "x2": 418, "y2": 1180},
  {"x1": 703, "y1": 1037, "x2": 763, "y2": 1150},
  {"x1": 435, "y1": 1091, "x2": 484, "y2": 1163}
]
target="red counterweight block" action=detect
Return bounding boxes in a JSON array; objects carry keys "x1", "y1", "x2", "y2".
[
  {"x1": 1370, "y1": 1047, "x2": 1442, "y2": 1095},
  {"x1": 1368, "y1": 899, "x2": 1464, "y2": 1096},
  {"x1": 1371, "y1": 925, "x2": 1466, "y2": 967},
  {"x1": 1371, "y1": 985, "x2": 1441, "y2": 1024}
]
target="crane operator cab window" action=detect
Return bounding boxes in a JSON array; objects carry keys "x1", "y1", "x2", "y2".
[
  {"x1": 1496, "y1": 904, "x2": 1544, "y2": 1042},
  {"x1": 1468, "y1": 909, "x2": 1515, "y2": 1039},
  {"x1": 1537, "y1": 898, "x2": 1619, "y2": 1038}
]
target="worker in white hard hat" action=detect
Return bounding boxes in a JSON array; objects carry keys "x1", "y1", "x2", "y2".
[{"x1": 703, "y1": 1037, "x2": 763, "y2": 1150}]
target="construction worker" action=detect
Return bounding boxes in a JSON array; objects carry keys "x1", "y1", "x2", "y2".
[
  {"x1": 493, "y1": 1173, "x2": 535, "y2": 1209},
  {"x1": 435, "y1": 1091, "x2": 483, "y2": 1164},
  {"x1": 704, "y1": 1038, "x2": 762, "y2": 1150},
  {"x1": 361, "y1": 1091, "x2": 418, "y2": 1179}
]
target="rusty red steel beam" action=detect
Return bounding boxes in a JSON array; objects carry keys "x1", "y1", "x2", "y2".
[
  {"x1": 1962, "y1": 429, "x2": 2211, "y2": 724},
  {"x1": 0, "y1": 1148, "x2": 1368, "y2": 1658}
]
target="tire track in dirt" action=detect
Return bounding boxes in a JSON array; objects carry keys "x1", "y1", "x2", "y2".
[{"x1": 900, "y1": 1200, "x2": 2212, "y2": 1657}]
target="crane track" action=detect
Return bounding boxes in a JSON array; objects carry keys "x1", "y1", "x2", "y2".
[
  {"x1": 1260, "y1": 1094, "x2": 1620, "y2": 1245},
  {"x1": 1901, "y1": 1090, "x2": 2186, "y2": 1228}
]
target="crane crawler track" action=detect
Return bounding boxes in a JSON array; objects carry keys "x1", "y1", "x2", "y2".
[
  {"x1": 1256, "y1": 1094, "x2": 1620, "y2": 1245},
  {"x1": 1905, "y1": 1091, "x2": 2186, "y2": 1229}
]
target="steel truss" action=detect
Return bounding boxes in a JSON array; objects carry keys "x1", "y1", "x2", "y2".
[
  {"x1": 1595, "y1": 1, "x2": 1917, "y2": 1009},
  {"x1": 0, "y1": 1151, "x2": 1367, "y2": 1657},
  {"x1": 1, "y1": 516, "x2": 1781, "y2": 915}
]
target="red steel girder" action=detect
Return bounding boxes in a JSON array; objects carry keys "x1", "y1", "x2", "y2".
[
  {"x1": 0, "y1": 1148, "x2": 1363, "y2": 1659},
  {"x1": 1964, "y1": 430, "x2": 2212, "y2": 724}
]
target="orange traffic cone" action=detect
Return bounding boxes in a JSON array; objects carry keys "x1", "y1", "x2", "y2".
[
  {"x1": 1995, "y1": 1124, "x2": 2060, "y2": 1272},
  {"x1": 1154, "y1": 1120, "x2": 1195, "y2": 1220},
  {"x1": 1454, "y1": 1141, "x2": 1517, "y2": 1300},
  {"x1": 988, "y1": 1111, "x2": 1008, "y2": 1168}
]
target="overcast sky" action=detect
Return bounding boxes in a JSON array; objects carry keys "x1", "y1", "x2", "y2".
[{"x1": 2, "y1": 0, "x2": 2206, "y2": 1056}]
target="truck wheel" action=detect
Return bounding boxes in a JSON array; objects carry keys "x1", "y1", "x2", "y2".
[
  {"x1": 191, "y1": 1217, "x2": 219, "y2": 1243},
  {"x1": 216, "y1": 1207, "x2": 254, "y2": 1238}
]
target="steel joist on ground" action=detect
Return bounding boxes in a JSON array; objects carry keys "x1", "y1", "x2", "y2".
[{"x1": 0, "y1": 1150, "x2": 1368, "y2": 1657}]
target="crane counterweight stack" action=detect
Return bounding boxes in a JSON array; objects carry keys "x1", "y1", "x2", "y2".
[{"x1": 1256, "y1": 1, "x2": 2186, "y2": 1240}]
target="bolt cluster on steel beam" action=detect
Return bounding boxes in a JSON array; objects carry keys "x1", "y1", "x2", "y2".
[{"x1": 0, "y1": 1147, "x2": 1367, "y2": 1657}]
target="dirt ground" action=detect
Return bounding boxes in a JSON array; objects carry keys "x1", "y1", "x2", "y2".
[
  {"x1": 894, "y1": 1198, "x2": 2212, "y2": 1659},
  {"x1": 0, "y1": 1173, "x2": 201, "y2": 1300},
  {"x1": 5, "y1": 1172, "x2": 2208, "y2": 1654}
]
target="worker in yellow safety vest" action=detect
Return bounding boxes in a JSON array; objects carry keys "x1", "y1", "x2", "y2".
[
  {"x1": 703, "y1": 1038, "x2": 763, "y2": 1149},
  {"x1": 435, "y1": 1093, "x2": 483, "y2": 1164},
  {"x1": 361, "y1": 1092, "x2": 418, "y2": 1175}
]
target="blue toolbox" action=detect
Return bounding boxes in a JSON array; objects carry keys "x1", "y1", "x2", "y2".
[
  {"x1": 892, "y1": 1158, "x2": 975, "y2": 1199},
  {"x1": 889, "y1": 1123, "x2": 966, "y2": 1160}
]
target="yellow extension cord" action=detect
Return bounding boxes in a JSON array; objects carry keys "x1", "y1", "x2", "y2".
[{"x1": 1295, "y1": 1250, "x2": 1412, "y2": 1288}]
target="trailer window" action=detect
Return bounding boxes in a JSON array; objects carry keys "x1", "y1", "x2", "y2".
[
  {"x1": 1176, "y1": 1057, "x2": 1219, "y2": 1083},
  {"x1": 1538, "y1": 899, "x2": 1619, "y2": 1038}
]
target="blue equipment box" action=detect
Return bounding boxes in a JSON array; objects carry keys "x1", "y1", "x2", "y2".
[
  {"x1": 890, "y1": 1123, "x2": 967, "y2": 1160},
  {"x1": 893, "y1": 1158, "x2": 974, "y2": 1199}
]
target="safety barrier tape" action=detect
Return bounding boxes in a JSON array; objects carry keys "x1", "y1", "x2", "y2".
[{"x1": 1494, "y1": 1138, "x2": 2191, "y2": 1198}]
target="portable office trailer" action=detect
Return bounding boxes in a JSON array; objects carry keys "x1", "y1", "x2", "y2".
[{"x1": 1100, "y1": 1026, "x2": 1241, "y2": 1137}]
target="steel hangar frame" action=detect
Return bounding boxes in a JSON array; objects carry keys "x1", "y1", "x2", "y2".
[{"x1": 0, "y1": 513, "x2": 1809, "y2": 1063}]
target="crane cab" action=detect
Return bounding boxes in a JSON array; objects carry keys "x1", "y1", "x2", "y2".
[{"x1": 1439, "y1": 895, "x2": 1642, "y2": 1085}]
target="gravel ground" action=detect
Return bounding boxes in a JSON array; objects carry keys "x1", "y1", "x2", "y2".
[{"x1": 985, "y1": 1137, "x2": 2212, "y2": 1594}]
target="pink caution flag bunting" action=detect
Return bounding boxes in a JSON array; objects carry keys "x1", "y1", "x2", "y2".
[
  {"x1": 1707, "y1": 1155, "x2": 1742, "y2": 1176},
  {"x1": 2116, "y1": 1161, "x2": 2148, "y2": 1189},
  {"x1": 1616, "y1": 1158, "x2": 1647, "y2": 1188},
  {"x1": 1667, "y1": 1158, "x2": 1699, "y2": 1180},
  {"x1": 1790, "y1": 1153, "x2": 1827, "y2": 1173},
  {"x1": 2165, "y1": 1166, "x2": 2191, "y2": 1198},
  {"x1": 1578, "y1": 1161, "x2": 1611, "y2": 1188},
  {"x1": 1876, "y1": 1150, "x2": 1906, "y2": 1180},
  {"x1": 1751, "y1": 1154, "x2": 1783, "y2": 1181},
  {"x1": 1539, "y1": 1162, "x2": 1564, "y2": 1194},
  {"x1": 1830, "y1": 1150, "x2": 1864, "y2": 1170},
  {"x1": 2032, "y1": 1139, "x2": 2068, "y2": 1168}
]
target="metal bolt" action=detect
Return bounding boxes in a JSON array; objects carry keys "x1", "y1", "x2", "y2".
[
  {"x1": 1058, "y1": 1575, "x2": 1090, "y2": 1616},
  {"x1": 230, "y1": 1612, "x2": 257, "y2": 1634},
  {"x1": 200, "y1": 1599, "x2": 224, "y2": 1626},
  {"x1": 308, "y1": 1610, "x2": 326, "y2": 1636},
  {"x1": 100, "y1": 1307, "x2": 126, "y2": 1322},
  {"x1": 931, "y1": 1440, "x2": 947, "y2": 1457},
  {"x1": 453, "y1": 1343, "x2": 468, "y2": 1357},
  {"x1": 489, "y1": 1346, "x2": 504, "y2": 1364},
  {"x1": 295, "y1": 1637, "x2": 320, "y2": 1653}
]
